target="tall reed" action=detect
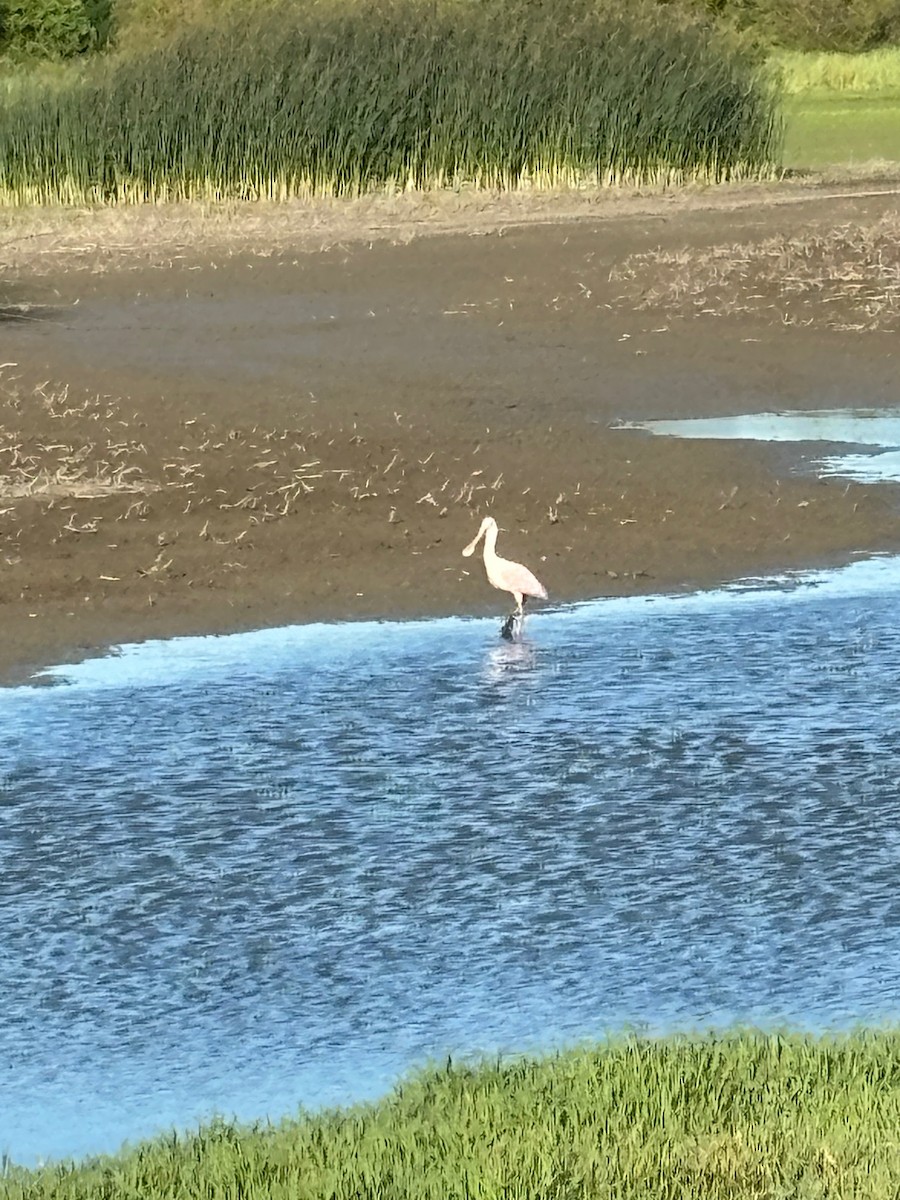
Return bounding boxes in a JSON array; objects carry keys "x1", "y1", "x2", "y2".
[
  {"x1": 5, "y1": 1030, "x2": 900, "y2": 1198},
  {"x1": 0, "y1": 0, "x2": 782, "y2": 205}
]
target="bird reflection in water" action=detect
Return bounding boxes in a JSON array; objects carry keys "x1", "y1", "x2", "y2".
[{"x1": 482, "y1": 637, "x2": 539, "y2": 685}]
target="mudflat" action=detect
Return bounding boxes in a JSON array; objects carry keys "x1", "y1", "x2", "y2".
[{"x1": 2, "y1": 182, "x2": 899, "y2": 682}]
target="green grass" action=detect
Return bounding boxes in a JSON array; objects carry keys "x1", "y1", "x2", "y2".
[
  {"x1": 5, "y1": 1030, "x2": 900, "y2": 1198},
  {"x1": 775, "y1": 47, "x2": 900, "y2": 169},
  {"x1": 777, "y1": 46, "x2": 900, "y2": 94},
  {"x1": 784, "y1": 95, "x2": 900, "y2": 168},
  {"x1": 0, "y1": 58, "x2": 88, "y2": 104},
  {"x1": 0, "y1": 0, "x2": 781, "y2": 206}
]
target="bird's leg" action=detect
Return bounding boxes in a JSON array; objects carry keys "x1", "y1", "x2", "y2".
[
  {"x1": 514, "y1": 594, "x2": 527, "y2": 635},
  {"x1": 500, "y1": 594, "x2": 526, "y2": 641}
]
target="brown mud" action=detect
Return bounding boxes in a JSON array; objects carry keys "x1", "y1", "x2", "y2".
[{"x1": 1, "y1": 182, "x2": 899, "y2": 683}]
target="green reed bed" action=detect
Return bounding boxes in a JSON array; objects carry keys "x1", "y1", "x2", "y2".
[
  {"x1": 6, "y1": 1030, "x2": 900, "y2": 1198},
  {"x1": 0, "y1": 0, "x2": 781, "y2": 205}
]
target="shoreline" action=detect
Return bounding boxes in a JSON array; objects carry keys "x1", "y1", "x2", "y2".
[
  {"x1": 6, "y1": 516, "x2": 900, "y2": 689},
  {"x1": 5, "y1": 1028, "x2": 900, "y2": 1183},
  {"x1": 2, "y1": 180, "x2": 899, "y2": 685},
  {"x1": 3, "y1": 173, "x2": 900, "y2": 276},
  {"x1": 14, "y1": 541, "x2": 900, "y2": 690}
]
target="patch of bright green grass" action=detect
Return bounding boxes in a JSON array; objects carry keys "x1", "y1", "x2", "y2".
[
  {"x1": 0, "y1": 57, "x2": 84, "y2": 99},
  {"x1": 776, "y1": 46, "x2": 900, "y2": 169},
  {"x1": 6, "y1": 1030, "x2": 900, "y2": 1199},
  {"x1": 784, "y1": 94, "x2": 900, "y2": 169},
  {"x1": 776, "y1": 47, "x2": 900, "y2": 95}
]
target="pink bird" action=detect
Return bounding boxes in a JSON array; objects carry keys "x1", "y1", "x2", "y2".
[{"x1": 462, "y1": 516, "x2": 548, "y2": 635}]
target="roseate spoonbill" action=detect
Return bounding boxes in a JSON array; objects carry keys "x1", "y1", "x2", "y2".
[{"x1": 462, "y1": 516, "x2": 548, "y2": 636}]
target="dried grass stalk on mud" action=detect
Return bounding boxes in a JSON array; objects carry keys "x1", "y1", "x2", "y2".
[
  {"x1": 0, "y1": 374, "x2": 532, "y2": 611},
  {"x1": 611, "y1": 213, "x2": 900, "y2": 330}
]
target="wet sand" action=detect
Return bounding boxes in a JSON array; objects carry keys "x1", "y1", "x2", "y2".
[{"x1": 2, "y1": 182, "x2": 899, "y2": 682}]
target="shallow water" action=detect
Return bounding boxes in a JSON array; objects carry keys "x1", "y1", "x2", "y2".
[
  {"x1": 615, "y1": 408, "x2": 900, "y2": 483},
  {"x1": 4, "y1": 557, "x2": 900, "y2": 1164}
]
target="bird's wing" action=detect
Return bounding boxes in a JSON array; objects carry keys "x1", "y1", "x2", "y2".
[{"x1": 493, "y1": 556, "x2": 548, "y2": 599}]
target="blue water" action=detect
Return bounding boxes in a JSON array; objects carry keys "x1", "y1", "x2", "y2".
[
  {"x1": 3, "y1": 556, "x2": 900, "y2": 1165},
  {"x1": 614, "y1": 408, "x2": 900, "y2": 483}
]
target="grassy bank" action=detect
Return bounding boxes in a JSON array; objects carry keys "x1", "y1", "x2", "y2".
[
  {"x1": 778, "y1": 46, "x2": 900, "y2": 93},
  {"x1": 784, "y1": 95, "x2": 900, "y2": 169},
  {"x1": 0, "y1": 0, "x2": 780, "y2": 205},
  {"x1": 775, "y1": 48, "x2": 900, "y2": 169},
  {"x1": 5, "y1": 1030, "x2": 900, "y2": 1198}
]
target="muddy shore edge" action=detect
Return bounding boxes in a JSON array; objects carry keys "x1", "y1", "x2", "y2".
[{"x1": 2, "y1": 180, "x2": 899, "y2": 684}]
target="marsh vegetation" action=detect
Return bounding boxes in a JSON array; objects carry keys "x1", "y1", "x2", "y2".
[
  {"x1": 777, "y1": 46, "x2": 900, "y2": 92},
  {"x1": 0, "y1": 0, "x2": 782, "y2": 204},
  {"x1": 2, "y1": 0, "x2": 898, "y2": 199}
]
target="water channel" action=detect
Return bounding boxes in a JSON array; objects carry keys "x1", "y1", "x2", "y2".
[
  {"x1": 4, "y1": 550, "x2": 900, "y2": 1165},
  {"x1": 5, "y1": 408, "x2": 900, "y2": 1166}
]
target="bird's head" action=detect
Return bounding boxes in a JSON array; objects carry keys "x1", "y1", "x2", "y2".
[{"x1": 462, "y1": 516, "x2": 497, "y2": 557}]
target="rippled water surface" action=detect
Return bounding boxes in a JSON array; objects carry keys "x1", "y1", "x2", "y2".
[{"x1": 4, "y1": 558, "x2": 900, "y2": 1164}]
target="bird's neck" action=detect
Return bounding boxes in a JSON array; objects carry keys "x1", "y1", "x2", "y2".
[{"x1": 483, "y1": 526, "x2": 498, "y2": 558}]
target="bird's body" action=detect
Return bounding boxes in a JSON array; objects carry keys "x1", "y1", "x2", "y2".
[{"x1": 462, "y1": 517, "x2": 548, "y2": 621}]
